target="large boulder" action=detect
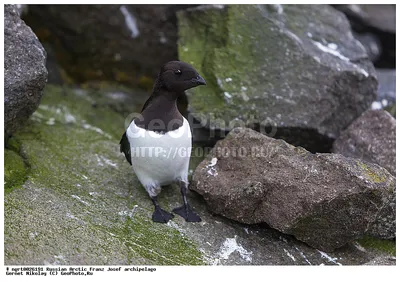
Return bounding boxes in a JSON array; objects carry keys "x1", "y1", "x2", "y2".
[
  {"x1": 333, "y1": 110, "x2": 396, "y2": 176},
  {"x1": 191, "y1": 127, "x2": 395, "y2": 251},
  {"x1": 178, "y1": 4, "x2": 377, "y2": 152},
  {"x1": 333, "y1": 5, "x2": 395, "y2": 68},
  {"x1": 334, "y1": 5, "x2": 395, "y2": 33},
  {"x1": 4, "y1": 4, "x2": 48, "y2": 140},
  {"x1": 22, "y1": 4, "x2": 196, "y2": 88}
]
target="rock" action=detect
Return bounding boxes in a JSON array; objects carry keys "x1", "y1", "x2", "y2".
[
  {"x1": 376, "y1": 69, "x2": 396, "y2": 101},
  {"x1": 371, "y1": 69, "x2": 396, "y2": 117},
  {"x1": 334, "y1": 5, "x2": 395, "y2": 33},
  {"x1": 353, "y1": 32, "x2": 382, "y2": 63},
  {"x1": 4, "y1": 4, "x2": 48, "y2": 140},
  {"x1": 22, "y1": 4, "x2": 196, "y2": 88},
  {"x1": 333, "y1": 109, "x2": 395, "y2": 176},
  {"x1": 177, "y1": 4, "x2": 377, "y2": 153},
  {"x1": 191, "y1": 127, "x2": 395, "y2": 251},
  {"x1": 4, "y1": 149, "x2": 28, "y2": 193},
  {"x1": 42, "y1": 42, "x2": 65, "y2": 85},
  {"x1": 364, "y1": 256, "x2": 396, "y2": 265},
  {"x1": 356, "y1": 236, "x2": 396, "y2": 259},
  {"x1": 5, "y1": 85, "x2": 394, "y2": 265},
  {"x1": 16, "y1": 4, "x2": 28, "y2": 16},
  {"x1": 333, "y1": 109, "x2": 397, "y2": 240},
  {"x1": 333, "y1": 5, "x2": 395, "y2": 69}
]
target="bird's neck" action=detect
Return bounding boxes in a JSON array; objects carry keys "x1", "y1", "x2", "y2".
[{"x1": 135, "y1": 88, "x2": 184, "y2": 133}]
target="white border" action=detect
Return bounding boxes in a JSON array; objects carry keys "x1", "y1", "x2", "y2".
[{"x1": 1, "y1": 1, "x2": 399, "y2": 282}]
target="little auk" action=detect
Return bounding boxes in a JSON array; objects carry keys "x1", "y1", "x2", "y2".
[{"x1": 120, "y1": 61, "x2": 206, "y2": 223}]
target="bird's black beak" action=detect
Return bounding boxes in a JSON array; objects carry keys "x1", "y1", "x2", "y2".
[{"x1": 192, "y1": 75, "x2": 206, "y2": 85}]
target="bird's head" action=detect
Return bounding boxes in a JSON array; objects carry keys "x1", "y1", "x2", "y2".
[{"x1": 157, "y1": 61, "x2": 206, "y2": 92}]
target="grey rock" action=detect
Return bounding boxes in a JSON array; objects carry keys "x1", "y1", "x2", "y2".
[
  {"x1": 191, "y1": 127, "x2": 395, "y2": 251},
  {"x1": 178, "y1": 4, "x2": 377, "y2": 153},
  {"x1": 333, "y1": 109, "x2": 396, "y2": 176},
  {"x1": 42, "y1": 42, "x2": 64, "y2": 85},
  {"x1": 4, "y1": 85, "x2": 394, "y2": 265},
  {"x1": 334, "y1": 5, "x2": 395, "y2": 33},
  {"x1": 16, "y1": 4, "x2": 28, "y2": 16},
  {"x1": 354, "y1": 32, "x2": 382, "y2": 63},
  {"x1": 332, "y1": 109, "x2": 396, "y2": 240},
  {"x1": 4, "y1": 4, "x2": 48, "y2": 139},
  {"x1": 376, "y1": 69, "x2": 396, "y2": 102},
  {"x1": 364, "y1": 255, "x2": 396, "y2": 265},
  {"x1": 372, "y1": 69, "x2": 396, "y2": 116},
  {"x1": 22, "y1": 4, "x2": 196, "y2": 88}
]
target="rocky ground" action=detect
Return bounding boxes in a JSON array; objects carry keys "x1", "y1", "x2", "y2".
[{"x1": 4, "y1": 85, "x2": 396, "y2": 265}]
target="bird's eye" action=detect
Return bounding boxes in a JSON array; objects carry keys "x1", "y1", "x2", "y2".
[{"x1": 174, "y1": 69, "x2": 182, "y2": 75}]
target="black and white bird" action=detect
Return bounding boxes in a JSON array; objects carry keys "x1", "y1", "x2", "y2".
[{"x1": 120, "y1": 61, "x2": 206, "y2": 223}]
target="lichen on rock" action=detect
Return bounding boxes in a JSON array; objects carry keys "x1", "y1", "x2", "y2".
[{"x1": 191, "y1": 127, "x2": 396, "y2": 251}]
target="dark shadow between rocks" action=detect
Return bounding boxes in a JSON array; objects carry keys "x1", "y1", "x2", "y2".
[{"x1": 190, "y1": 116, "x2": 335, "y2": 153}]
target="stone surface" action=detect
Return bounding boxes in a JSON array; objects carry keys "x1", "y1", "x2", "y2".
[
  {"x1": 376, "y1": 69, "x2": 396, "y2": 102},
  {"x1": 191, "y1": 127, "x2": 395, "y2": 251},
  {"x1": 4, "y1": 4, "x2": 48, "y2": 139},
  {"x1": 334, "y1": 4, "x2": 395, "y2": 33},
  {"x1": 372, "y1": 69, "x2": 396, "y2": 117},
  {"x1": 4, "y1": 149, "x2": 28, "y2": 193},
  {"x1": 4, "y1": 85, "x2": 394, "y2": 265},
  {"x1": 333, "y1": 109, "x2": 396, "y2": 176},
  {"x1": 353, "y1": 32, "x2": 382, "y2": 63},
  {"x1": 364, "y1": 256, "x2": 396, "y2": 265},
  {"x1": 178, "y1": 4, "x2": 377, "y2": 153},
  {"x1": 22, "y1": 4, "x2": 196, "y2": 88},
  {"x1": 333, "y1": 5, "x2": 395, "y2": 69}
]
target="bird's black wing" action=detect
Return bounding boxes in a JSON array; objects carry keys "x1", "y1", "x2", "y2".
[
  {"x1": 120, "y1": 94, "x2": 153, "y2": 166},
  {"x1": 119, "y1": 132, "x2": 132, "y2": 165}
]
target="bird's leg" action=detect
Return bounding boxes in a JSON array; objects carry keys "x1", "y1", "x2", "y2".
[
  {"x1": 151, "y1": 196, "x2": 174, "y2": 223},
  {"x1": 172, "y1": 181, "x2": 201, "y2": 222}
]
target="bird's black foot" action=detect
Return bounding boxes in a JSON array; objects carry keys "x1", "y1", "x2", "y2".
[
  {"x1": 152, "y1": 207, "x2": 174, "y2": 223},
  {"x1": 173, "y1": 204, "x2": 201, "y2": 222}
]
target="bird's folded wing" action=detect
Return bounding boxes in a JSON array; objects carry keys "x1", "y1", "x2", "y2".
[{"x1": 119, "y1": 131, "x2": 132, "y2": 165}]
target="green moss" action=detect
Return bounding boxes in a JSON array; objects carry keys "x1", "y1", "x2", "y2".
[
  {"x1": 104, "y1": 216, "x2": 204, "y2": 265},
  {"x1": 177, "y1": 5, "x2": 369, "y2": 134},
  {"x1": 178, "y1": 5, "x2": 305, "y2": 127},
  {"x1": 5, "y1": 84, "x2": 206, "y2": 265},
  {"x1": 4, "y1": 149, "x2": 28, "y2": 193},
  {"x1": 357, "y1": 236, "x2": 396, "y2": 256},
  {"x1": 177, "y1": 6, "x2": 229, "y2": 115},
  {"x1": 5, "y1": 136, "x2": 21, "y2": 152}
]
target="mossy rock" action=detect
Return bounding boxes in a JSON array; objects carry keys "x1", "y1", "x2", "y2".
[
  {"x1": 4, "y1": 149, "x2": 28, "y2": 193},
  {"x1": 4, "y1": 84, "x2": 204, "y2": 265},
  {"x1": 177, "y1": 4, "x2": 377, "y2": 152},
  {"x1": 357, "y1": 236, "x2": 396, "y2": 257},
  {"x1": 5, "y1": 84, "x2": 395, "y2": 266}
]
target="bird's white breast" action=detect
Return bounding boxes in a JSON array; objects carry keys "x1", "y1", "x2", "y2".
[{"x1": 126, "y1": 118, "x2": 192, "y2": 187}]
